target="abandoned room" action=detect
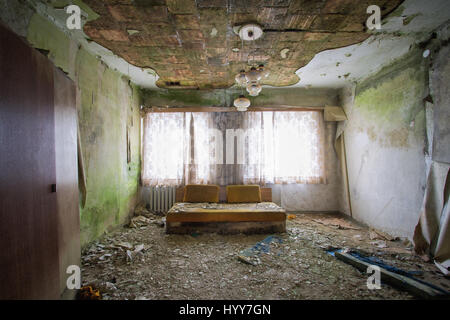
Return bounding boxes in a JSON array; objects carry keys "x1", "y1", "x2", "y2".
[{"x1": 0, "y1": 0, "x2": 449, "y2": 303}]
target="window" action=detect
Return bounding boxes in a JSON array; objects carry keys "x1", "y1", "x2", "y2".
[
  {"x1": 142, "y1": 112, "x2": 188, "y2": 186},
  {"x1": 142, "y1": 111, "x2": 326, "y2": 186},
  {"x1": 142, "y1": 112, "x2": 214, "y2": 186},
  {"x1": 244, "y1": 111, "x2": 326, "y2": 184}
]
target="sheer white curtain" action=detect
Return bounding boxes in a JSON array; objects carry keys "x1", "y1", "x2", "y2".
[
  {"x1": 244, "y1": 111, "x2": 326, "y2": 184},
  {"x1": 142, "y1": 112, "x2": 215, "y2": 186},
  {"x1": 143, "y1": 110, "x2": 326, "y2": 186},
  {"x1": 142, "y1": 112, "x2": 189, "y2": 186},
  {"x1": 191, "y1": 112, "x2": 217, "y2": 184}
]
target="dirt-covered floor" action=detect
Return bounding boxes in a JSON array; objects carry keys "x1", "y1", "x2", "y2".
[{"x1": 80, "y1": 208, "x2": 450, "y2": 300}]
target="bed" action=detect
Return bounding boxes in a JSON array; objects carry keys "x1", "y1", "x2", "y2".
[{"x1": 166, "y1": 185, "x2": 287, "y2": 234}]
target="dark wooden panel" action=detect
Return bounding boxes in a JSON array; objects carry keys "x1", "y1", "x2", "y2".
[
  {"x1": 0, "y1": 23, "x2": 60, "y2": 299},
  {"x1": 54, "y1": 68, "x2": 80, "y2": 299}
]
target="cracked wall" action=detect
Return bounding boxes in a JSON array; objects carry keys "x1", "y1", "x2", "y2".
[{"x1": 0, "y1": 8, "x2": 142, "y2": 247}]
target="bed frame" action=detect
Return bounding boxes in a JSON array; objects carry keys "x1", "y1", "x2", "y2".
[{"x1": 167, "y1": 187, "x2": 285, "y2": 234}]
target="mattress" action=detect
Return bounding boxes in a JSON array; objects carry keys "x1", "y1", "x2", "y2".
[{"x1": 166, "y1": 202, "x2": 286, "y2": 223}]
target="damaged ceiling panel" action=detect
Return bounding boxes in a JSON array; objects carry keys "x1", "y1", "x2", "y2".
[{"x1": 82, "y1": 0, "x2": 403, "y2": 89}]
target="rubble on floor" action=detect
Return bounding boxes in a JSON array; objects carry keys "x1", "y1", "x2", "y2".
[{"x1": 80, "y1": 209, "x2": 450, "y2": 300}]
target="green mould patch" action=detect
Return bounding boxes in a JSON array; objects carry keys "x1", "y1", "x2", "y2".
[
  {"x1": 354, "y1": 48, "x2": 428, "y2": 146},
  {"x1": 143, "y1": 89, "x2": 227, "y2": 107},
  {"x1": 356, "y1": 47, "x2": 428, "y2": 98}
]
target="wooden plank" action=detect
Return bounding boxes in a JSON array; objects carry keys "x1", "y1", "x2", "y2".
[
  {"x1": 143, "y1": 105, "x2": 325, "y2": 113},
  {"x1": 167, "y1": 210, "x2": 286, "y2": 223},
  {"x1": 166, "y1": 221, "x2": 286, "y2": 234},
  {"x1": 335, "y1": 251, "x2": 448, "y2": 299}
]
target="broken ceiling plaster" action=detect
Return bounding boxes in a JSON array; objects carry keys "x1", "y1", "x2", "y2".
[
  {"x1": 7, "y1": 0, "x2": 449, "y2": 91},
  {"x1": 290, "y1": 0, "x2": 450, "y2": 89},
  {"x1": 25, "y1": 0, "x2": 159, "y2": 89},
  {"x1": 80, "y1": 0, "x2": 404, "y2": 89}
]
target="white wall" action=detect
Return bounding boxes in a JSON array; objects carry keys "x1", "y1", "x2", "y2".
[{"x1": 340, "y1": 49, "x2": 429, "y2": 238}]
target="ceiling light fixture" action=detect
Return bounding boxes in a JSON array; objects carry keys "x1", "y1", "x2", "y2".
[
  {"x1": 234, "y1": 95, "x2": 251, "y2": 111},
  {"x1": 246, "y1": 82, "x2": 262, "y2": 97},
  {"x1": 235, "y1": 70, "x2": 247, "y2": 86},
  {"x1": 235, "y1": 64, "x2": 267, "y2": 97},
  {"x1": 232, "y1": 23, "x2": 265, "y2": 111},
  {"x1": 238, "y1": 24, "x2": 264, "y2": 41},
  {"x1": 245, "y1": 66, "x2": 263, "y2": 83}
]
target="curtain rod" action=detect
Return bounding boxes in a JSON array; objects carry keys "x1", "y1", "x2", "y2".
[{"x1": 142, "y1": 105, "x2": 326, "y2": 113}]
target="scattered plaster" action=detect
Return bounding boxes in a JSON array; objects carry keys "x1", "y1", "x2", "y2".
[
  {"x1": 280, "y1": 48, "x2": 290, "y2": 59},
  {"x1": 127, "y1": 29, "x2": 140, "y2": 36}
]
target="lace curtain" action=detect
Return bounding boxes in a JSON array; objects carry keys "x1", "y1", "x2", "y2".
[
  {"x1": 142, "y1": 112, "x2": 187, "y2": 186},
  {"x1": 142, "y1": 111, "x2": 326, "y2": 186},
  {"x1": 142, "y1": 112, "x2": 216, "y2": 186},
  {"x1": 243, "y1": 111, "x2": 326, "y2": 184}
]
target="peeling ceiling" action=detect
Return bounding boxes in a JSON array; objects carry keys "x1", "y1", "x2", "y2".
[
  {"x1": 292, "y1": 0, "x2": 450, "y2": 88},
  {"x1": 81, "y1": 0, "x2": 404, "y2": 89}
]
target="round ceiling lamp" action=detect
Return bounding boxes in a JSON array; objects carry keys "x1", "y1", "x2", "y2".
[
  {"x1": 257, "y1": 64, "x2": 270, "y2": 78},
  {"x1": 245, "y1": 66, "x2": 263, "y2": 83},
  {"x1": 239, "y1": 24, "x2": 263, "y2": 41},
  {"x1": 234, "y1": 95, "x2": 251, "y2": 111},
  {"x1": 235, "y1": 70, "x2": 247, "y2": 87},
  {"x1": 246, "y1": 82, "x2": 262, "y2": 97}
]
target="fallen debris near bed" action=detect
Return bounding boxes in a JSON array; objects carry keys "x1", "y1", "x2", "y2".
[
  {"x1": 369, "y1": 228, "x2": 399, "y2": 241},
  {"x1": 129, "y1": 214, "x2": 165, "y2": 228},
  {"x1": 80, "y1": 211, "x2": 450, "y2": 300},
  {"x1": 312, "y1": 218, "x2": 361, "y2": 230},
  {"x1": 237, "y1": 235, "x2": 283, "y2": 266},
  {"x1": 328, "y1": 248, "x2": 450, "y2": 299}
]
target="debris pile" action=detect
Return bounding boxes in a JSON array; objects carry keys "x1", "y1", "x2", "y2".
[
  {"x1": 79, "y1": 211, "x2": 450, "y2": 300},
  {"x1": 237, "y1": 236, "x2": 283, "y2": 266},
  {"x1": 129, "y1": 204, "x2": 165, "y2": 228}
]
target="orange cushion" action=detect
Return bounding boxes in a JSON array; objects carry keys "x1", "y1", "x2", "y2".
[
  {"x1": 183, "y1": 184, "x2": 219, "y2": 203},
  {"x1": 226, "y1": 185, "x2": 261, "y2": 203}
]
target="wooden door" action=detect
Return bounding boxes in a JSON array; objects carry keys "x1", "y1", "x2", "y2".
[{"x1": 0, "y1": 23, "x2": 60, "y2": 299}]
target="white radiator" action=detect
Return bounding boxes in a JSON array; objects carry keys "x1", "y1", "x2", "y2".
[{"x1": 147, "y1": 186, "x2": 177, "y2": 214}]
